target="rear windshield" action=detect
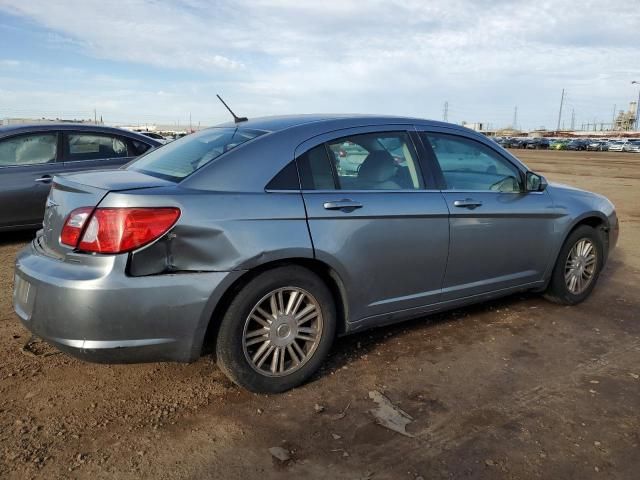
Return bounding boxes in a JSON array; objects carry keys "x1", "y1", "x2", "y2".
[{"x1": 128, "y1": 127, "x2": 264, "y2": 181}]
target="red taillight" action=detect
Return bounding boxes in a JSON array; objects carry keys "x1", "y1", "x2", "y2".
[
  {"x1": 61, "y1": 207, "x2": 94, "y2": 247},
  {"x1": 61, "y1": 207, "x2": 180, "y2": 254}
]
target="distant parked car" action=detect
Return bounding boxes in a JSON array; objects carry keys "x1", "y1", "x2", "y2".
[
  {"x1": 507, "y1": 138, "x2": 528, "y2": 149},
  {"x1": 566, "y1": 140, "x2": 587, "y2": 151},
  {"x1": 622, "y1": 139, "x2": 640, "y2": 152},
  {"x1": 550, "y1": 140, "x2": 568, "y2": 150},
  {"x1": 586, "y1": 140, "x2": 607, "y2": 151},
  {"x1": 0, "y1": 124, "x2": 160, "y2": 231},
  {"x1": 626, "y1": 140, "x2": 640, "y2": 153},
  {"x1": 13, "y1": 114, "x2": 618, "y2": 392},
  {"x1": 526, "y1": 138, "x2": 550, "y2": 149},
  {"x1": 608, "y1": 141, "x2": 627, "y2": 152}
]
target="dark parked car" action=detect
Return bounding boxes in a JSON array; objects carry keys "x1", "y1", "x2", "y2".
[
  {"x1": 0, "y1": 124, "x2": 160, "y2": 231},
  {"x1": 14, "y1": 115, "x2": 618, "y2": 393},
  {"x1": 506, "y1": 138, "x2": 527, "y2": 148},
  {"x1": 526, "y1": 138, "x2": 550, "y2": 149},
  {"x1": 566, "y1": 139, "x2": 588, "y2": 151}
]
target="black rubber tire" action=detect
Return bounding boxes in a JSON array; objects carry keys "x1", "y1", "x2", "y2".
[
  {"x1": 544, "y1": 225, "x2": 604, "y2": 305},
  {"x1": 215, "y1": 265, "x2": 336, "y2": 393}
]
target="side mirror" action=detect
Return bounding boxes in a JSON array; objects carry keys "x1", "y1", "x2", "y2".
[{"x1": 526, "y1": 172, "x2": 548, "y2": 192}]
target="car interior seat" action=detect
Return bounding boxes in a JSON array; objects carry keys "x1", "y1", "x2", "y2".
[{"x1": 357, "y1": 151, "x2": 401, "y2": 189}]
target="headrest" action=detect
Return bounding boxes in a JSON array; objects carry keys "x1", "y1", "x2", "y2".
[{"x1": 358, "y1": 151, "x2": 396, "y2": 183}]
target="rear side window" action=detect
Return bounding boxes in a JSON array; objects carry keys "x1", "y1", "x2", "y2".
[
  {"x1": 66, "y1": 134, "x2": 128, "y2": 161},
  {"x1": 130, "y1": 139, "x2": 153, "y2": 156},
  {"x1": 266, "y1": 161, "x2": 300, "y2": 190},
  {"x1": 297, "y1": 131, "x2": 424, "y2": 190},
  {"x1": 297, "y1": 145, "x2": 336, "y2": 190},
  {"x1": 0, "y1": 133, "x2": 57, "y2": 166},
  {"x1": 129, "y1": 128, "x2": 264, "y2": 181}
]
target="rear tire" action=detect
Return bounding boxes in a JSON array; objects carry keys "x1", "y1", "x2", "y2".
[
  {"x1": 544, "y1": 225, "x2": 604, "y2": 305},
  {"x1": 215, "y1": 266, "x2": 336, "y2": 393}
]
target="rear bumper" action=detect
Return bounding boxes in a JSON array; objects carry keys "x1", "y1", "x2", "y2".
[{"x1": 13, "y1": 241, "x2": 241, "y2": 363}]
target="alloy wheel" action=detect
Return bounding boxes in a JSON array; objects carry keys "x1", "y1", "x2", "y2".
[
  {"x1": 242, "y1": 287, "x2": 323, "y2": 377},
  {"x1": 564, "y1": 238, "x2": 597, "y2": 294}
]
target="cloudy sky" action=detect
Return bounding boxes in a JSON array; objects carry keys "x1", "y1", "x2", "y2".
[{"x1": 0, "y1": 0, "x2": 638, "y2": 130}]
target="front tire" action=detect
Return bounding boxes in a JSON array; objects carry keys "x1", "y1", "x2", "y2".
[
  {"x1": 544, "y1": 225, "x2": 604, "y2": 305},
  {"x1": 215, "y1": 266, "x2": 336, "y2": 393}
]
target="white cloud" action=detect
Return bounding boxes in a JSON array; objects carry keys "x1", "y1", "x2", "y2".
[{"x1": 0, "y1": 0, "x2": 639, "y2": 128}]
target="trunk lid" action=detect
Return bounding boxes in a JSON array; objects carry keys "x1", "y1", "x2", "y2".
[{"x1": 41, "y1": 170, "x2": 172, "y2": 256}]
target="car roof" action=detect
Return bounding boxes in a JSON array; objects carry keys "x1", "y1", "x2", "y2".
[
  {"x1": 0, "y1": 123, "x2": 162, "y2": 145},
  {"x1": 214, "y1": 114, "x2": 459, "y2": 133},
  {"x1": 182, "y1": 113, "x2": 531, "y2": 192}
]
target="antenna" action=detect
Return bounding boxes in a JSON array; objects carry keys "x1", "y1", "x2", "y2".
[{"x1": 216, "y1": 94, "x2": 248, "y2": 123}]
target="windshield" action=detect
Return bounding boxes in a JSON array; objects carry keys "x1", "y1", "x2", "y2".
[{"x1": 128, "y1": 127, "x2": 264, "y2": 181}]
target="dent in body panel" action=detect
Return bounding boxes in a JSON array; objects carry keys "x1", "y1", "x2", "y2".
[{"x1": 98, "y1": 189, "x2": 314, "y2": 276}]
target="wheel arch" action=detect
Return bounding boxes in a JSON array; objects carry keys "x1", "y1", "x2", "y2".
[
  {"x1": 542, "y1": 212, "x2": 610, "y2": 290},
  {"x1": 199, "y1": 257, "x2": 349, "y2": 358},
  {"x1": 566, "y1": 212, "x2": 610, "y2": 254}
]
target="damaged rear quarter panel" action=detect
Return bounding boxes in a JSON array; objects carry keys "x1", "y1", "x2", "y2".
[{"x1": 98, "y1": 187, "x2": 314, "y2": 275}]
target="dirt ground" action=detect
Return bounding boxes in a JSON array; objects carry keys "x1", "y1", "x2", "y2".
[{"x1": 1, "y1": 150, "x2": 639, "y2": 479}]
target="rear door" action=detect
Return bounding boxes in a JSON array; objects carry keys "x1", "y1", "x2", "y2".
[
  {"x1": 61, "y1": 131, "x2": 142, "y2": 173},
  {"x1": 418, "y1": 129, "x2": 556, "y2": 301},
  {"x1": 0, "y1": 131, "x2": 62, "y2": 229},
  {"x1": 298, "y1": 126, "x2": 450, "y2": 327}
]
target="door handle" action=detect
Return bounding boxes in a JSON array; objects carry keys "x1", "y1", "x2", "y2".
[
  {"x1": 323, "y1": 199, "x2": 363, "y2": 212},
  {"x1": 34, "y1": 175, "x2": 53, "y2": 184},
  {"x1": 453, "y1": 198, "x2": 483, "y2": 209}
]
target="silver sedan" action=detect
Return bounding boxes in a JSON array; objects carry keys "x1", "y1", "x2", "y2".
[{"x1": 13, "y1": 115, "x2": 619, "y2": 392}]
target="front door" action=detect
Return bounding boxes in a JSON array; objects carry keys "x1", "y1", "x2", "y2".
[
  {"x1": 298, "y1": 127, "x2": 450, "y2": 327},
  {"x1": 419, "y1": 131, "x2": 556, "y2": 301}
]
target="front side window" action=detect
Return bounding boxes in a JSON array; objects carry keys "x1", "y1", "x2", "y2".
[
  {"x1": 66, "y1": 134, "x2": 128, "y2": 161},
  {"x1": 129, "y1": 127, "x2": 264, "y2": 181},
  {"x1": 0, "y1": 133, "x2": 57, "y2": 167},
  {"x1": 298, "y1": 132, "x2": 423, "y2": 190},
  {"x1": 423, "y1": 133, "x2": 522, "y2": 192}
]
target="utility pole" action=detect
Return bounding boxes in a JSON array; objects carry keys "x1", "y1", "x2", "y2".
[
  {"x1": 556, "y1": 88, "x2": 565, "y2": 132},
  {"x1": 94, "y1": 108, "x2": 97, "y2": 125},
  {"x1": 513, "y1": 106, "x2": 518, "y2": 130},
  {"x1": 570, "y1": 108, "x2": 575, "y2": 130},
  {"x1": 633, "y1": 81, "x2": 640, "y2": 130},
  {"x1": 442, "y1": 101, "x2": 448, "y2": 122},
  {"x1": 189, "y1": 112, "x2": 192, "y2": 132},
  {"x1": 611, "y1": 104, "x2": 616, "y2": 131}
]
